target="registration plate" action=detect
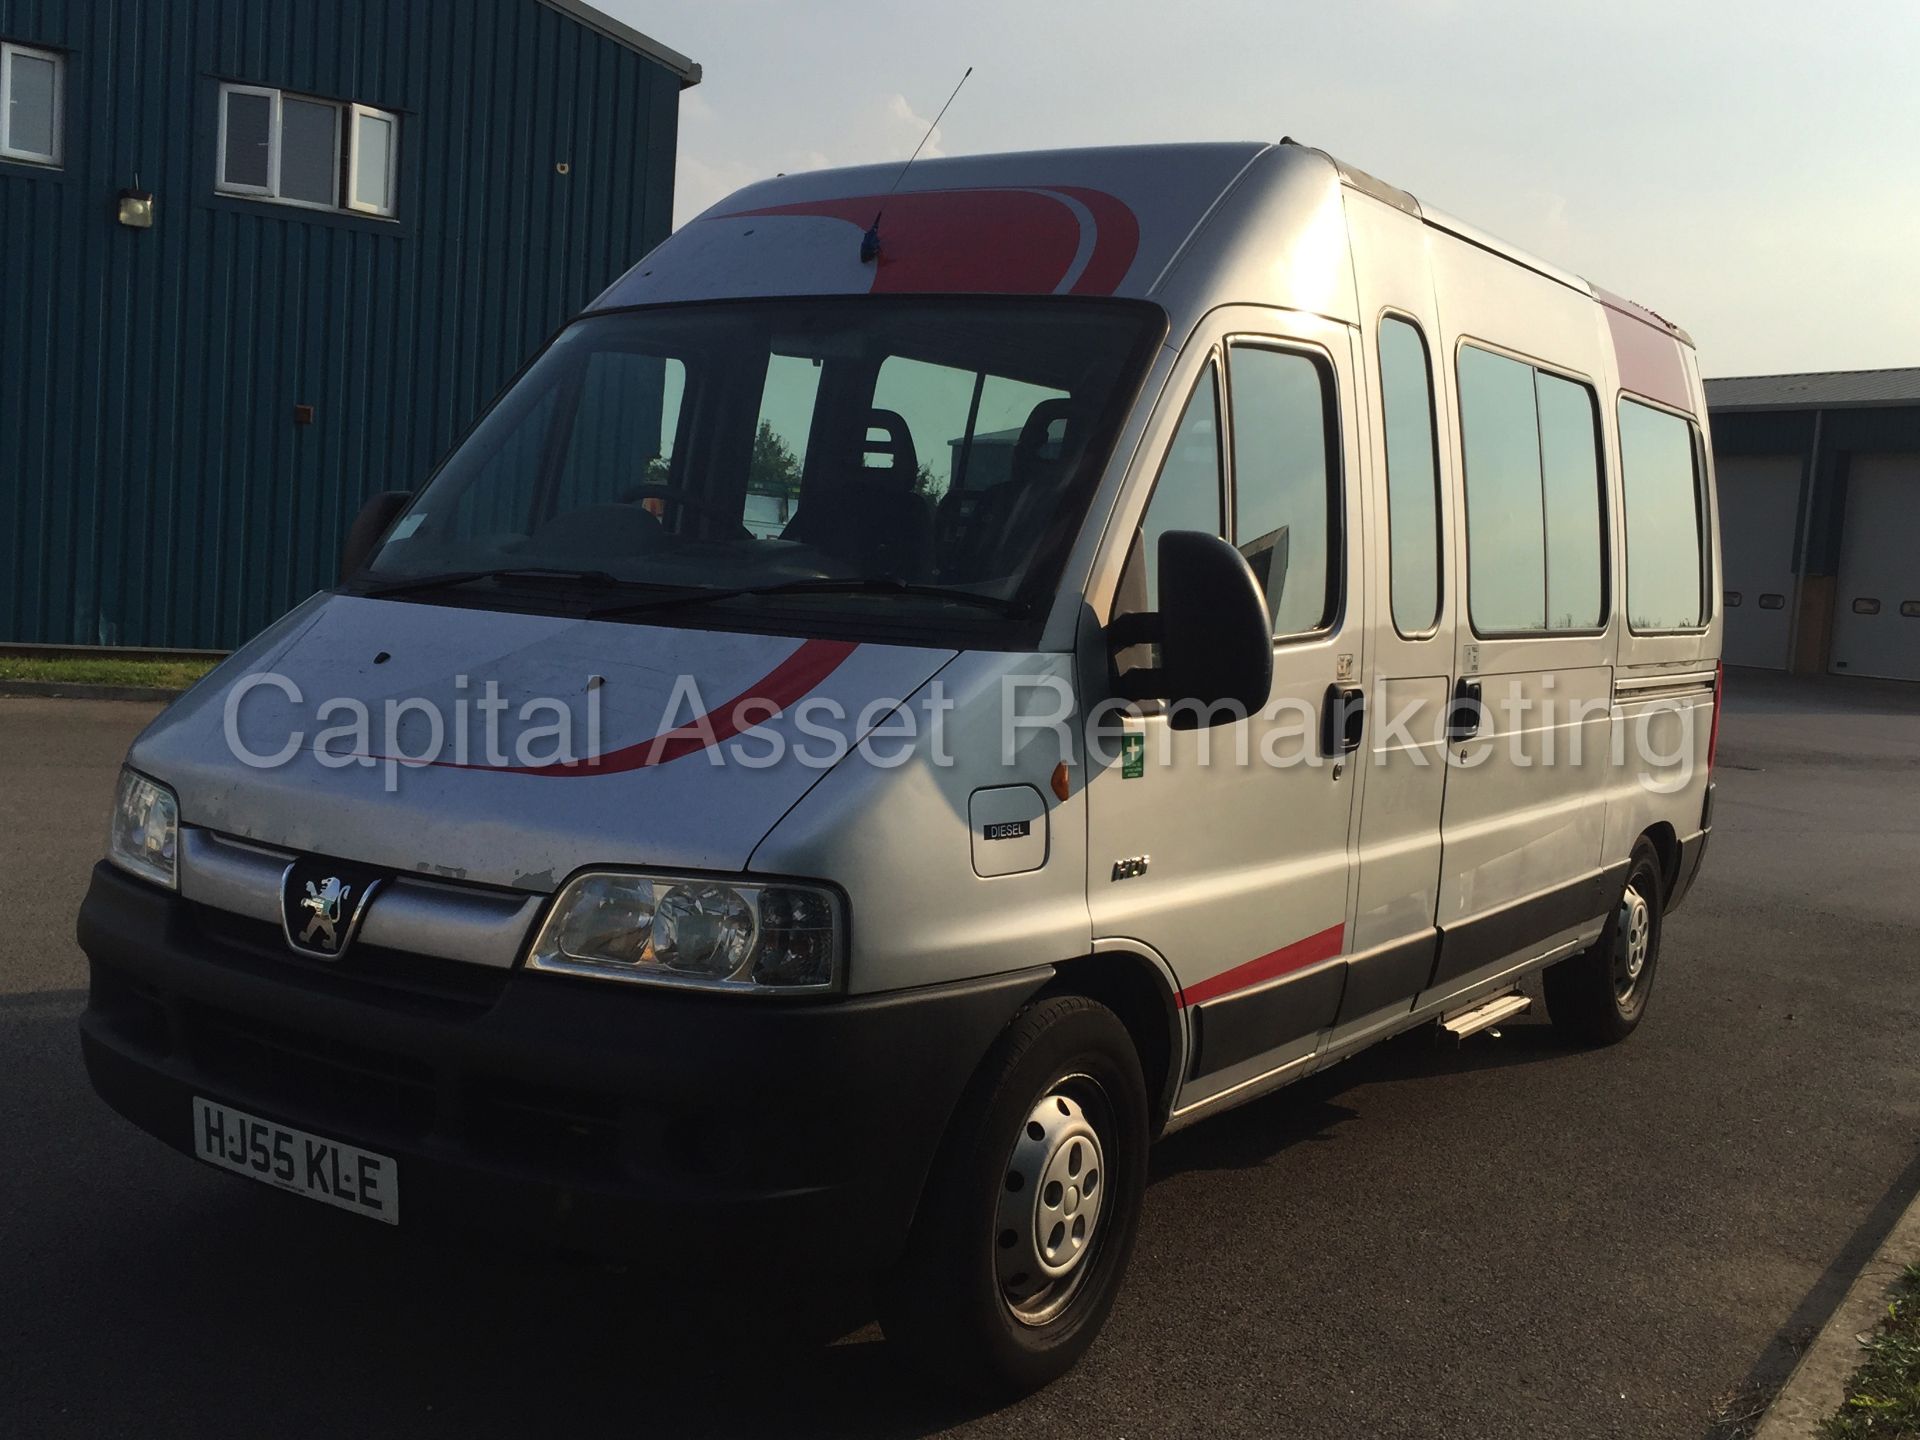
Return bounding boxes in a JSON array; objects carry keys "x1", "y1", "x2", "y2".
[{"x1": 192, "y1": 1097, "x2": 399, "y2": 1224}]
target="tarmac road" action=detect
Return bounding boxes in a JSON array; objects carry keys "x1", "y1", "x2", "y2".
[{"x1": 3, "y1": 671, "x2": 1917, "y2": 1439}]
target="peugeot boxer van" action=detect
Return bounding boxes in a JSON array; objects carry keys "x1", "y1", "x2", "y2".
[{"x1": 79, "y1": 140, "x2": 1720, "y2": 1395}]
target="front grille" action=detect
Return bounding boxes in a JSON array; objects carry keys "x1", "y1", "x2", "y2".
[
  {"x1": 90, "y1": 964, "x2": 170, "y2": 1052},
  {"x1": 183, "y1": 1000, "x2": 439, "y2": 1138},
  {"x1": 188, "y1": 905, "x2": 510, "y2": 1016},
  {"x1": 89, "y1": 958, "x2": 628, "y2": 1183},
  {"x1": 466, "y1": 1076, "x2": 626, "y2": 1178}
]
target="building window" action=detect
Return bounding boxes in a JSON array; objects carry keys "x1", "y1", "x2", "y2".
[
  {"x1": 217, "y1": 82, "x2": 399, "y2": 216},
  {"x1": 1457, "y1": 343, "x2": 1607, "y2": 634},
  {"x1": 346, "y1": 104, "x2": 399, "y2": 214},
  {"x1": 1, "y1": 41, "x2": 63, "y2": 167}
]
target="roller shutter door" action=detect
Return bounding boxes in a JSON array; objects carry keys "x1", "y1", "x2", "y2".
[
  {"x1": 1716, "y1": 454, "x2": 1801, "y2": 669},
  {"x1": 1831, "y1": 453, "x2": 1920, "y2": 681}
]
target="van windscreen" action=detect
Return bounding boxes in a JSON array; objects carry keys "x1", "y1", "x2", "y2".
[{"x1": 361, "y1": 296, "x2": 1164, "y2": 638}]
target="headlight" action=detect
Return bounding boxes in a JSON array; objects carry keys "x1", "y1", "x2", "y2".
[
  {"x1": 527, "y1": 871, "x2": 843, "y2": 993},
  {"x1": 108, "y1": 769, "x2": 179, "y2": 890}
]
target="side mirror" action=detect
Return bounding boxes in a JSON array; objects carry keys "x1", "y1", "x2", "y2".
[
  {"x1": 340, "y1": 491, "x2": 413, "y2": 583},
  {"x1": 1110, "y1": 531, "x2": 1273, "y2": 729}
]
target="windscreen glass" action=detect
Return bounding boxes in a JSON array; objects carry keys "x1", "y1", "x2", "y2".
[{"x1": 364, "y1": 298, "x2": 1163, "y2": 637}]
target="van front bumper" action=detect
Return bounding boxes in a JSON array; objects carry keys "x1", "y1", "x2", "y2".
[{"x1": 77, "y1": 862, "x2": 1048, "y2": 1270}]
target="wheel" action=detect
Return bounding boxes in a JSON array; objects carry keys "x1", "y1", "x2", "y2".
[
  {"x1": 1545, "y1": 838, "x2": 1665, "y2": 1045},
  {"x1": 879, "y1": 994, "x2": 1150, "y2": 1399}
]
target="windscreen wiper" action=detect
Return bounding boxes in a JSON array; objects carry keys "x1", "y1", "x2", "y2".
[
  {"x1": 357, "y1": 567, "x2": 624, "y2": 599},
  {"x1": 587, "y1": 577, "x2": 1024, "y2": 620}
]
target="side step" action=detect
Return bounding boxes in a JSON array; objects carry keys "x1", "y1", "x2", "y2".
[{"x1": 1440, "y1": 991, "x2": 1532, "y2": 1040}]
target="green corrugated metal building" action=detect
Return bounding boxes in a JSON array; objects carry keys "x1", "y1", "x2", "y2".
[{"x1": 0, "y1": 0, "x2": 696, "y2": 648}]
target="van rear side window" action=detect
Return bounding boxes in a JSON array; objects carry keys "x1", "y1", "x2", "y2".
[
  {"x1": 1618, "y1": 398, "x2": 1709, "y2": 631},
  {"x1": 1378, "y1": 317, "x2": 1441, "y2": 636},
  {"x1": 1536, "y1": 372, "x2": 1605, "y2": 630},
  {"x1": 1457, "y1": 344, "x2": 1606, "y2": 634}
]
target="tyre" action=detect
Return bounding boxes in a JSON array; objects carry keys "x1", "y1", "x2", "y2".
[
  {"x1": 1545, "y1": 838, "x2": 1665, "y2": 1045},
  {"x1": 879, "y1": 993, "x2": 1150, "y2": 1399}
]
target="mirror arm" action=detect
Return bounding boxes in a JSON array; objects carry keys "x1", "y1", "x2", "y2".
[
  {"x1": 1104, "y1": 611, "x2": 1161, "y2": 651},
  {"x1": 1111, "y1": 666, "x2": 1166, "y2": 702},
  {"x1": 1105, "y1": 610, "x2": 1165, "y2": 701}
]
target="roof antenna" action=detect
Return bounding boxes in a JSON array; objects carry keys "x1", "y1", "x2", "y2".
[{"x1": 863, "y1": 66, "x2": 971, "y2": 263}]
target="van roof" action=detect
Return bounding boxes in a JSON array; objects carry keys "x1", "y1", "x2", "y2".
[{"x1": 599, "y1": 140, "x2": 1687, "y2": 344}]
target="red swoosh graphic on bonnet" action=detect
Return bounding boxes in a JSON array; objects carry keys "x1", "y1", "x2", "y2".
[{"x1": 454, "y1": 638, "x2": 859, "y2": 778}]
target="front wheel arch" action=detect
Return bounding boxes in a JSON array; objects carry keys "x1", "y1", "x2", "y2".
[
  {"x1": 880, "y1": 993, "x2": 1151, "y2": 1397},
  {"x1": 1045, "y1": 950, "x2": 1182, "y2": 1134}
]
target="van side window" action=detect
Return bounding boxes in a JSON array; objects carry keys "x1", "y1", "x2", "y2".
[
  {"x1": 1618, "y1": 398, "x2": 1708, "y2": 630},
  {"x1": 1378, "y1": 317, "x2": 1441, "y2": 635},
  {"x1": 1457, "y1": 344, "x2": 1606, "y2": 633},
  {"x1": 1536, "y1": 373, "x2": 1605, "y2": 629},
  {"x1": 1228, "y1": 344, "x2": 1337, "y2": 636},
  {"x1": 1127, "y1": 365, "x2": 1224, "y2": 609}
]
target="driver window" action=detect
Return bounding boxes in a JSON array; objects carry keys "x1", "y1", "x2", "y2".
[
  {"x1": 1124, "y1": 364, "x2": 1224, "y2": 611},
  {"x1": 1228, "y1": 343, "x2": 1336, "y2": 637}
]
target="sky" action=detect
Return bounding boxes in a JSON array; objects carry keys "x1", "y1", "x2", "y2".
[{"x1": 601, "y1": 0, "x2": 1920, "y2": 379}]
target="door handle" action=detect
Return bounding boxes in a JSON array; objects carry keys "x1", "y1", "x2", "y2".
[
  {"x1": 1321, "y1": 684, "x2": 1366, "y2": 757},
  {"x1": 1447, "y1": 678, "x2": 1484, "y2": 741}
]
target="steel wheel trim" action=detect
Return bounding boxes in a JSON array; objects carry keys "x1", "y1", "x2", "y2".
[
  {"x1": 1613, "y1": 881, "x2": 1653, "y2": 1005},
  {"x1": 995, "y1": 1076, "x2": 1109, "y2": 1327}
]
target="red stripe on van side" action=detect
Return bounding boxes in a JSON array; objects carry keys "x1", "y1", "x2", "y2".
[
  {"x1": 474, "y1": 638, "x2": 859, "y2": 777},
  {"x1": 1179, "y1": 923, "x2": 1346, "y2": 1009}
]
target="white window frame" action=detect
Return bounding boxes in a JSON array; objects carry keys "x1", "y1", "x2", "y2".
[
  {"x1": 345, "y1": 102, "x2": 400, "y2": 217},
  {"x1": 217, "y1": 82, "x2": 396, "y2": 218},
  {"x1": 272, "y1": 92, "x2": 344, "y2": 211},
  {"x1": 216, "y1": 82, "x2": 281, "y2": 197},
  {"x1": 1, "y1": 41, "x2": 65, "y2": 167}
]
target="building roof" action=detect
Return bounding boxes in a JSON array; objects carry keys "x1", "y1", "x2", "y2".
[
  {"x1": 1704, "y1": 367, "x2": 1920, "y2": 413},
  {"x1": 536, "y1": 0, "x2": 701, "y2": 86}
]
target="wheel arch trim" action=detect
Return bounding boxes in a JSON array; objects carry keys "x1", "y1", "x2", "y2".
[{"x1": 1050, "y1": 940, "x2": 1189, "y2": 1134}]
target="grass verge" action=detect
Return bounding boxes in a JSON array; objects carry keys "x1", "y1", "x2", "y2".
[
  {"x1": 0, "y1": 656, "x2": 218, "y2": 691},
  {"x1": 1822, "y1": 1263, "x2": 1920, "y2": 1438}
]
